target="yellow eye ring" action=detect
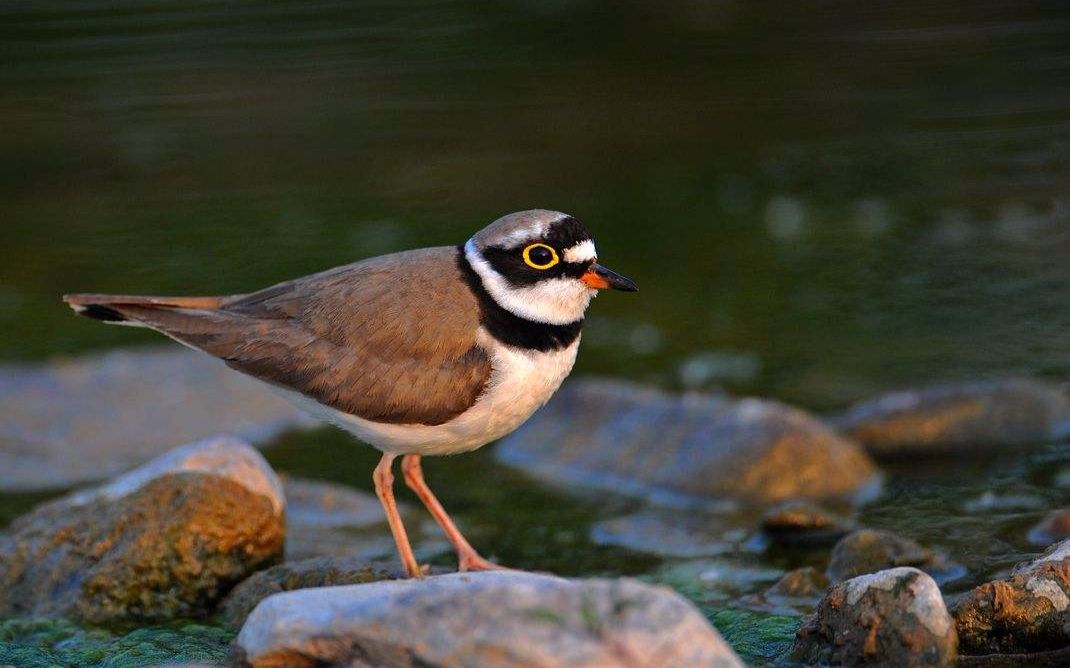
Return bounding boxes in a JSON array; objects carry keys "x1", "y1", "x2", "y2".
[{"x1": 522, "y1": 243, "x2": 559, "y2": 270}]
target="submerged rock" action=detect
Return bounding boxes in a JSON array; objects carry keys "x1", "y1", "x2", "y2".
[
  {"x1": 281, "y1": 476, "x2": 448, "y2": 564},
  {"x1": 591, "y1": 509, "x2": 749, "y2": 558},
  {"x1": 496, "y1": 378, "x2": 880, "y2": 505},
  {"x1": 219, "y1": 557, "x2": 397, "y2": 630},
  {"x1": 232, "y1": 571, "x2": 744, "y2": 668},
  {"x1": 767, "y1": 567, "x2": 831, "y2": 600},
  {"x1": 0, "y1": 436, "x2": 284, "y2": 623},
  {"x1": 827, "y1": 529, "x2": 963, "y2": 585},
  {"x1": 834, "y1": 379, "x2": 1070, "y2": 456},
  {"x1": 952, "y1": 539, "x2": 1070, "y2": 654},
  {"x1": 1026, "y1": 508, "x2": 1070, "y2": 545},
  {"x1": 761, "y1": 501, "x2": 855, "y2": 545},
  {"x1": 792, "y1": 567, "x2": 958, "y2": 667},
  {"x1": 0, "y1": 347, "x2": 313, "y2": 491}
]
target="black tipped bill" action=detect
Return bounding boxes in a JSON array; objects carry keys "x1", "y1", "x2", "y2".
[{"x1": 580, "y1": 263, "x2": 638, "y2": 292}]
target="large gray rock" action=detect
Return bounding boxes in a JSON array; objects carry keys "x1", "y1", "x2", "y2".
[
  {"x1": 0, "y1": 436, "x2": 285, "y2": 623},
  {"x1": 793, "y1": 567, "x2": 958, "y2": 667},
  {"x1": 231, "y1": 571, "x2": 744, "y2": 668},
  {"x1": 496, "y1": 379, "x2": 880, "y2": 505},
  {"x1": 0, "y1": 347, "x2": 314, "y2": 491},
  {"x1": 952, "y1": 539, "x2": 1070, "y2": 654},
  {"x1": 834, "y1": 379, "x2": 1070, "y2": 456}
]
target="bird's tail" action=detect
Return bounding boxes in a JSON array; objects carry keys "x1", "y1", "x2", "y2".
[{"x1": 63, "y1": 293, "x2": 224, "y2": 326}]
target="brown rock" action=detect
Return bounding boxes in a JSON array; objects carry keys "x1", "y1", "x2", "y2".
[
  {"x1": 218, "y1": 557, "x2": 397, "y2": 630},
  {"x1": 827, "y1": 529, "x2": 960, "y2": 584},
  {"x1": 761, "y1": 501, "x2": 855, "y2": 544},
  {"x1": 497, "y1": 378, "x2": 880, "y2": 505},
  {"x1": 952, "y1": 539, "x2": 1070, "y2": 654},
  {"x1": 1027, "y1": 508, "x2": 1070, "y2": 545},
  {"x1": 0, "y1": 436, "x2": 284, "y2": 623},
  {"x1": 792, "y1": 567, "x2": 958, "y2": 667},
  {"x1": 767, "y1": 567, "x2": 830, "y2": 599},
  {"x1": 835, "y1": 379, "x2": 1070, "y2": 456}
]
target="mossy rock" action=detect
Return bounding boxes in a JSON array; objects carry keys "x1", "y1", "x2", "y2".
[{"x1": 0, "y1": 617, "x2": 232, "y2": 668}]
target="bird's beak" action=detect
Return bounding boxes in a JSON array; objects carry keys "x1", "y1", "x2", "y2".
[{"x1": 580, "y1": 263, "x2": 639, "y2": 292}]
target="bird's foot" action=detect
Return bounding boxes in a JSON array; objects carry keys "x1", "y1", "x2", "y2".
[{"x1": 458, "y1": 550, "x2": 508, "y2": 572}]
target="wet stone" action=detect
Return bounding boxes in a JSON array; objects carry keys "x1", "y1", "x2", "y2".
[
  {"x1": 0, "y1": 347, "x2": 314, "y2": 492},
  {"x1": 792, "y1": 567, "x2": 958, "y2": 667},
  {"x1": 0, "y1": 436, "x2": 285, "y2": 623},
  {"x1": 761, "y1": 501, "x2": 855, "y2": 545},
  {"x1": 834, "y1": 378, "x2": 1070, "y2": 456},
  {"x1": 827, "y1": 529, "x2": 964, "y2": 585},
  {"x1": 952, "y1": 538, "x2": 1070, "y2": 655},
  {"x1": 1026, "y1": 508, "x2": 1070, "y2": 545},
  {"x1": 218, "y1": 556, "x2": 398, "y2": 630},
  {"x1": 590, "y1": 509, "x2": 750, "y2": 558},
  {"x1": 231, "y1": 571, "x2": 745, "y2": 668},
  {"x1": 497, "y1": 378, "x2": 880, "y2": 506}
]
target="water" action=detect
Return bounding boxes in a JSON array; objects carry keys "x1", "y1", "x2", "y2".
[{"x1": 2, "y1": 1, "x2": 1070, "y2": 664}]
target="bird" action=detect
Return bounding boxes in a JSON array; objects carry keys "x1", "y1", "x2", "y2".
[{"x1": 63, "y1": 209, "x2": 637, "y2": 577}]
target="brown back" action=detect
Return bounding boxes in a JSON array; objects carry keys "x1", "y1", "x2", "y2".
[{"x1": 67, "y1": 247, "x2": 492, "y2": 426}]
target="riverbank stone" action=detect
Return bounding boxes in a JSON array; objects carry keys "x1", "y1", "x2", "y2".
[
  {"x1": 0, "y1": 346, "x2": 313, "y2": 491},
  {"x1": 827, "y1": 529, "x2": 962, "y2": 585},
  {"x1": 834, "y1": 378, "x2": 1070, "y2": 456},
  {"x1": 1026, "y1": 508, "x2": 1070, "y2": 545},
  {"x1": 952, "y1": 539, "x2": 1070, "y2": 654},
  {"x1": 232, "y1": 571, "x2": 744, "y2": 668},
  {"x1": 761, "y1": 501, "x2": 855, "y2": 544},
  {"x1": 0, "y1": 436, "x2": 284, "y2": 623},
  {"x1": 496, "y1": 378, "x2": 880, "y2": 505},
  {"x1": 792, "y1": 567, "x2": 958, "y2": 667}
]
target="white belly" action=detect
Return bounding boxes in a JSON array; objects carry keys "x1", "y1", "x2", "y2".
[{"x1": 278, "y1": 330, "x2": 580, "y2": 456}]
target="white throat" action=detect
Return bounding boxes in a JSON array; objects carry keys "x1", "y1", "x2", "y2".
[{"x1": 464, "y1": 239, "x2": 595, "y2": 325}]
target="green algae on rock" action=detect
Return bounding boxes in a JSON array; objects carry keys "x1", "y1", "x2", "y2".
[
  {"x1": 0, "y1": 437, "x2": 285, "y2": 624},
  {"x1": 0, "y1": 617, "x2": 231, "y2": 668},
  {"x1": 218, "y1": 557, "x2": 398, "y2": 630}
]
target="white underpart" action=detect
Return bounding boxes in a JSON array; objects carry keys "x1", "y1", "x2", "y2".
[
  {"x1": 278, "y1": 331, "x2": 580, "y2": 456},
  {"x1": 464, "y1": 239, "x2": 595, "y2": 325},
  {"x1": 563, "y1": 239, "x2": 597, "y2": 263}
]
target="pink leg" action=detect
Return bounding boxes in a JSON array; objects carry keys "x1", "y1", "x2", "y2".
[
  {"x1": 373, "y1": 453, "x2": 423, "y2": 578},
  {"x1": 401, "y1": 454, "x2": 505, "y2": 572}
]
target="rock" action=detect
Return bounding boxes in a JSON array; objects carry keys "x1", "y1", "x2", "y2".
[
  {"x1": 0, "y1": 347, "x2": 314, "y2": 491},
  {"x1": 591, "y1": 509, "x2": 749, "y2": 558},
  {"x1": 0, "y1": 436, "x2": 284, "y2": 623},
  {"x1": 1027, "y1": 508, "x2": 1070, "y2": 545},
  {"x1": 792, "y1": 567, "x2": 958, "y2": 667},
  {"x1": 827, "y1": 529, "x2": 963, "y2": 585},
  {"x1": 952, "y1": 539, "x2": 1070, "y2": 654},
  {"x1": 761, "y1": 501, "x2": 855, "y2": 544},
  {"x1": 218, "y1": 557, "x2": 398, "y2": 630},
  {"x1": 834, "y1": 379, "x2": 1070, "y2": 456},
  {"x1": 281, "y1": 476, "x2": 448, "y2": 563},
  {"x1": 496, "y1": 378, "x2": 880, "y2": 505},
  {"x1": 231, "y1": 571, "x2": 744, "y2": 668},
  {"x1": 767, "y1": 567, "x2": 830, "y2": 599}
]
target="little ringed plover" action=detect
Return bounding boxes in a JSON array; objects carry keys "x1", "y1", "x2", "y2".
[{"x1": 64, "y1": 209, "x2": 637, "y2": 577}]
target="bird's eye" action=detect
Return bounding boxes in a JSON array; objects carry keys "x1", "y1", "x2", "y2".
[{"x1": 522, "y1": 243, "x2": 559, "y2": 270}]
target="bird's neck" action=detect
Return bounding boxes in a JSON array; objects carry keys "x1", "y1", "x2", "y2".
[{"x1": 457, "y1": 244, "x2": 583, "y2": 352}]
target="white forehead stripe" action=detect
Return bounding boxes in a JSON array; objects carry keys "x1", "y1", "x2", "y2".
[{"x1": 563, "y1": 239, "x2": 596, "y2": 263}]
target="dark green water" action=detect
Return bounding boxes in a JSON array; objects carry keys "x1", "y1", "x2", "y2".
[{"x1": 3, "y1": 1, "x2": 1070, "y2": 665}]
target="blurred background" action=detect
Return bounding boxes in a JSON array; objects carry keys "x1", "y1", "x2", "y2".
[
  {"x1": 2, "y1": 3, "x2": 1070, "y2": 664},
  {"x1": 3, "y1": 0, "x2": 1069, "y2": 408}
]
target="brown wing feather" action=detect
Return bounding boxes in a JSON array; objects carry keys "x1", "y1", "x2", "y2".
[{"x1": 64, "y1": 247, "x2": 492, "y2": 426}]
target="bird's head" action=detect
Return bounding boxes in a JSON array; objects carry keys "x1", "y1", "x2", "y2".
[{"x1": 464, "y1": 209, "x2": 637, "y2": 325}]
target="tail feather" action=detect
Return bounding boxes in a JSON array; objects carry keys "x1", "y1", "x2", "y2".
[{"x1": 63, "y1": 293, "x2": 225, "y2": 326}]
